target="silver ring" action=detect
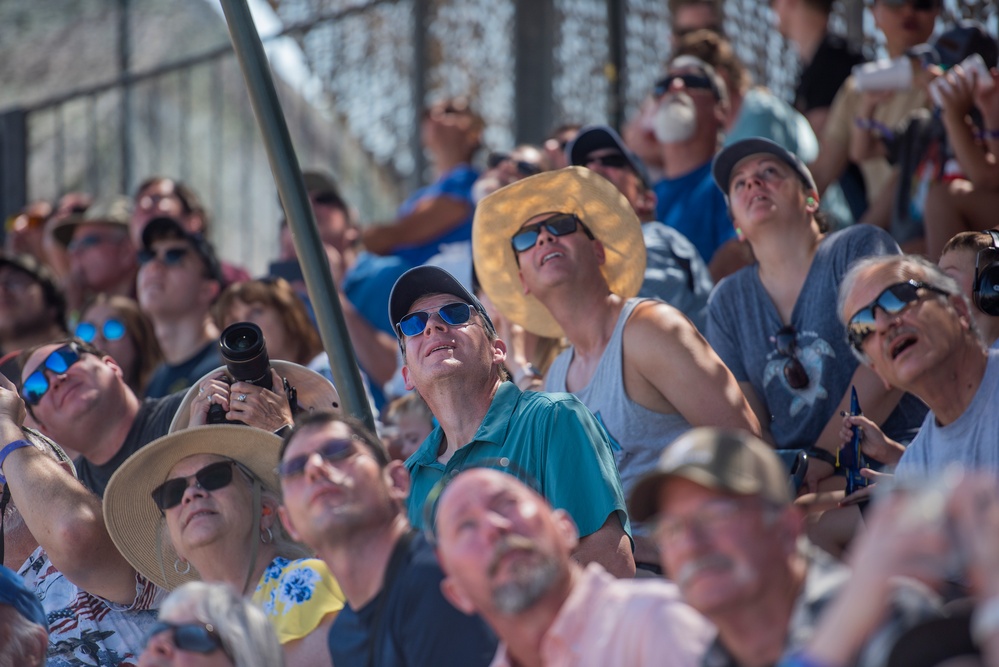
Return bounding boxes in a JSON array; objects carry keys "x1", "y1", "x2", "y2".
[
  {"x1": 236, "y1": 393, "x2": 247, "y2": 402},
  {"x1": 199, "y1": 386, "x2": 205, "y2": 395}
]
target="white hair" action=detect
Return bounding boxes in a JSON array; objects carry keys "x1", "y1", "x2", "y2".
[{"x1": 158, "y1": 581, "x2": 284, "y2": 667}]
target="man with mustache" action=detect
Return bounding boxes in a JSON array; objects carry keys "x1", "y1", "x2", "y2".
[
  {"x1": 629, "y1": 427, "x2": 939, "y2": 667},
  {"x1": 434, "y1": 467, "x2": 713, "y2": 667}
]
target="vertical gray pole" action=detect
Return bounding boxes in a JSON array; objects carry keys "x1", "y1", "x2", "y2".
[
  {"x1": 514, "y1": 0, "x2": 555, "y2": 143},
  {"x1": 0, "y1": 109, "x2": 27, "y2": 220},
  {"x1": 217, "y1": 0, "x2": 376, "y2": 432},
  {"x1": 607, "y1": 0, "x2": 626, "y2": 131},
  {"x1": 118, "y1": 0, "x2": 133, "y2": 195},
  {"x1": 411, "y1": 0, "x2": 429, "y2": 190}
]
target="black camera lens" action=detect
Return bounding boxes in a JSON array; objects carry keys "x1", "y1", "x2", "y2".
[{"x1": 218, "y1": 322, "x2": 272, "y2": 390}]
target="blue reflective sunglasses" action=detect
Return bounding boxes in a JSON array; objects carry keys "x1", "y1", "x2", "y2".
[
  {"x1": 75, "y1": 318, "x2": 127, "y2": 343},
  {"x1": 846, "y1": 280, "x2": 949, "y2": 352},
  {"x1": 22, "y1": 344, "x2": 83, "y2": 406},
  {"x1": 510, "y1": 213, "x2": 593, "y2": 254},
  {"x1": 397, "y1": 302, "x2": 473, "y2": 337}
]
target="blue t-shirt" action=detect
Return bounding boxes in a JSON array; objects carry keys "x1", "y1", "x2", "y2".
[
  {"x1": 393, "y1": 164, "x2": 479, "y2": 266},
  {"x1": 707, "y1": 224, "x2": 927, "y2": 449},
  {"x1": 653, "y1": 162, "x2": 735, "y2": 265},
  {"x1": 405, "y1": 382, "x2": 630, "y2": 540},
  {"x1": 144, "y1": 341, "x2": 222, "y2": 399},
  {"x1": 327, "y1": 533, "x2": 496, "y2": 667}
]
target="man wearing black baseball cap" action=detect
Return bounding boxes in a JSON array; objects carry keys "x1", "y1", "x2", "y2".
[
  {"x1": 0, "y1": 253, "x2": 67, "y2": 356},
  {"x1": 567, "y1": 124, "x2": 713, "y2": 330},
  {"x1": 137, "y1": 216, "x2": 223, "y2": 398},
  {"x1": 389, "y1": 265, "x2": 636, "y2": 578}
]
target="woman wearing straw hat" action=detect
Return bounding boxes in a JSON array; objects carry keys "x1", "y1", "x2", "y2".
[
  {"x1": 707, "y1": 138, "x2": 928, "y2": 492},
  {"x1": 103, "y1": 425, "x2": 344, "y2": 667}
]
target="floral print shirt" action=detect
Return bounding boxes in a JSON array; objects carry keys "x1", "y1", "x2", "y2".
[{"x1": 252, "y1": 556, "x2": 345, "y2": 644}]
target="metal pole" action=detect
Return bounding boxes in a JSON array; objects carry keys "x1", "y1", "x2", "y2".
[
  {"x1": 118, "y1": 0, "x2": 133, "y2": 195},
  {"x1": 217, "y1": 0, "x2": 376, "y2": 432}
]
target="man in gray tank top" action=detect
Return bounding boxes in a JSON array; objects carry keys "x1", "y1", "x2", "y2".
[{"x1": 473, "y1": 166, "x2": 760, "y2": 570}]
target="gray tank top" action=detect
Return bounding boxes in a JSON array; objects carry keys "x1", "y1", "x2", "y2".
[{"x1": 545, "y1": 298, "x2": 692, "y2": 495}]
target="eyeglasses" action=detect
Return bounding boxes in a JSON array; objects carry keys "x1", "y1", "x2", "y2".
[
  {"x1": 22, "y1": 344, "x2": 83, "y2": 406},
  {"x1": 846, "y1": 280, "x2": 949, "y2": 352},
  {"x1": 773, "y1": 325, "x2": 809, "y2": 390},
  {"x1": 654, "y1": 498, "x2": 751, "y2": 546},
  {"x1": 75, "y1": 318, "x2": 127, "y2": 343},
  {"x1": 584, "y1": 153, "x2": 631, "y2": 170},
  {"x1": 278, "y1": 438, "x2": 358, "y2": 479},
  {"x1": 151, "y1": 460, "x2": 240, "y2": 511},
  {"x1": 487, "y1": 152, "x2": 543, "y2": 177},
  {"x1": 67, "y1": 234, "x2": 118, "y2": 253},
  {"x1": 653, "y1": 73, "x2": 719, "y2": 98},
  {"x1": 145, "y1": 621, "x2": 229, "y2": 657},
  {"x1": 137, "y1": 246, "x2": 190, "y2": 267},
  {"x1": 397, "y1": 302, "x2": 473, "y2": 337},
  {"x1": 510, "y1": 213, "x2": 594, "y2": 254}
]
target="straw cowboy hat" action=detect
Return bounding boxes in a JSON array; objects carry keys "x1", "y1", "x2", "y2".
[
  {"x1": 472, "y1": 166, "x2": 645, "y2": 338},
  {"x1": 169, "y1": 360, "x2": 341, "y2": 432},
  {"x1": 102, "y1": 425, "x2": 283, "y2": 591}
]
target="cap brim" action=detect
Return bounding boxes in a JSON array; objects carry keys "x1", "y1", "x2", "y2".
[
  {"x1": 388, "y1": 265, "x2": 480, "y2": 334},
  {"x1": 712, "y1": 138, "x2": 817, "y2": 196}
]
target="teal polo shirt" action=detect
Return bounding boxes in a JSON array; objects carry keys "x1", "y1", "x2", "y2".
[{"x1": 405, "y1": 382, "x2": 631, "y2": 539}]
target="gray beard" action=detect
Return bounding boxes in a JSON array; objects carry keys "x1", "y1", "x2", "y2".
[{"x1": 491, "y1": 556, "x2": 560, "y2": 615}]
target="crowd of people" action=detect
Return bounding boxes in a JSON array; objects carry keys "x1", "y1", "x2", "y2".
[{"x1": 1, "y1": 0, "x2": 999, "y2": 664}]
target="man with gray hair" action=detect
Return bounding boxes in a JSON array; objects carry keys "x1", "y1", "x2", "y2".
[
  {"x1": 628, "y1": 427, "x2": 938, "y2": 667},
  {"x1": 0, "y1": 565, "x2": 47, "y2": 667},
  {"x1": 838, "y1": 254, "x2": 998, "y2": 482}
]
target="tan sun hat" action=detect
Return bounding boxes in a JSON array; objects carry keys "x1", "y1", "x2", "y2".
[
  {"x1": 472, "y1": 166, "x2": 646, "y2": 338},
  {"x1": 102, "y1": 425, "x2": 283, "y2": 591},
  {"x1": 168, "y1": 360, "x2": 341, "y2": 432}
]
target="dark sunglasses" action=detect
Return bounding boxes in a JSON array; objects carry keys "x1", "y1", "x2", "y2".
[
  {"x1": 510, "y1": 213, "x2": 594, "y2": 254},
  {"x1": 584, "y1": 153, "x2": 631, "y2": 170},
  {"x1": 137, "y1": 246, "x2": 190, "y2": 267},
  {"x1": 879, "y1": 0, "x2": 938, "y2": 10},
  {"x1": 654, "y1": 73, "x2": 719, "y2": 98},
  {"x1": 145, "y1": 621, "x2": 229, "y2": 657},
  {"x1": 398, "y1": 302, "x2": 473, "y2": 337},
  {"x1": 773, "y1": 326, "x2": 809, "y2": 390},
  {"x1": 151, "y1": 460, "x2": 239, "y2": 511},
  {"x1": 487, "y1": 152, "x2": 543, "y2": 177},
  {"x1": 67, "y1": 234, "x2": 118, "y2": 253},
  {"x1": 278, "y1": 438, "x2": 358, "y2": 479},
  {"x1": 847, "y1": 280, "x2": 949, "y2": 351},
  {"x1": 22, "y1": 344, "x2": 83, "y2": 406},
  {"x1": 75, "y1": 318, "x2": 127, "y2": 343}
]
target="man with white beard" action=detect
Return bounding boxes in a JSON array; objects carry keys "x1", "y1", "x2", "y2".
[{"x1": 649, "y1": 56, "x2": 743, "y2": 281}]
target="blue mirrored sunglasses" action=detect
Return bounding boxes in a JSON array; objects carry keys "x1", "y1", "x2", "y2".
[
  {"x1": 397, "y1": 302, "x2": 473, "y2": 337},
  {"x1": 510, "y1": 213, "x2": 593, "y2": 254},
  {"x1": 846, "y1": 280, "x2": 948, "y2": 351},
  {"x1": 22, "y1": 344, "x2": 83, "y2": 406},
  {"x1": 75, "y1": 318, "x2": 127, "y2": 343}
]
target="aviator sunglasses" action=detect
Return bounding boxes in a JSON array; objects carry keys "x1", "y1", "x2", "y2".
[
  {"x1": 145, "y1": 621, "x2": 230, "y2": 657},
  {"x1": 773, "y1": 326, "x2": 809, "y2": 390},
  {"x1": 22, "y1": 344, "x2": 83, "y2": 406},
  {"x1": 847, "y1": 280, "x2": 949, "y2": 352},
  {"x1": 653, "y1": 72, "x2": 719, "y2": 98},
  {"x1": 151, "y1": 460, "x2": 243, "y2": 511},
  {"x1": 510, "y1": 213, "x2": 594, "y2": 254},
  {"x1": 278, "y1": 437, "x2": 359, "y2": 479},
  {"x1": 137, "y1": 246, "x2": 190, "y2": 267},
  {"x1": 75, "y1": 318, "x2": 127, "y2": 343},
  {"x1": 397, "y1": 302, "x2": 473, "y2": 337}
]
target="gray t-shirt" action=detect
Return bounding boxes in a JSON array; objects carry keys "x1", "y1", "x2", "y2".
[
  {"x1": 707, "y1": 224, "x2": 926, "y2": 449},
  {"x1": 639, "y1": 221, "x2": 713, "y2": 332},
  {"x1": 895, "y1": 349, "x2": 999, "y2": 483}
]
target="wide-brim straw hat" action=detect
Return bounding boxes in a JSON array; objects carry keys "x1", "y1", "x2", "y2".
[
  {"x1": 169, "y1": 360, "x2": 341, "y2": 432},
  {"x1": 472, "y1": 166, "x2": 646, "y2": 338},
  {"x1": 103, "y1": 425, "x2": 283, "y2": 591}
]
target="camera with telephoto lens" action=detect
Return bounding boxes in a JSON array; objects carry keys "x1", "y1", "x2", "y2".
[{"x1": 207, "y1": 322, "x2": 273, "y2": 425}]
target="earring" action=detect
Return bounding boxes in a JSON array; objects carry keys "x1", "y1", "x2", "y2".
[
  {"x1": 806, "y1": 196, "x2": 817, "y2": 207},
  {"x1": 261, "y1": 527, "x2": 274, "y2": 545},
  {"x1": 735, "y1": 227, "x2": 745, "y2": 242},
  {"x1": 174, "y1": 559, "x2": 191, "y2": 575}
]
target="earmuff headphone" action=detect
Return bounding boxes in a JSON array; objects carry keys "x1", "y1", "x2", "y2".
[{"x1": 973, "y1": 230, "x2": 999, "y2": 316}]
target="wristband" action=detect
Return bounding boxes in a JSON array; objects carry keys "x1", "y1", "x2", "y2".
[
  {"x1": 0, "y1": 439, "x2": 33, "y2": 485},
  {"x1": 805, "y1": 446, "x2": 839, "y2": 468},
  {"x1": 777, "y1": 652, "x2": 839, "y2": 667},
  {"x1": 972, "y1": 596, "x2": 999, "y2": 644}
]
